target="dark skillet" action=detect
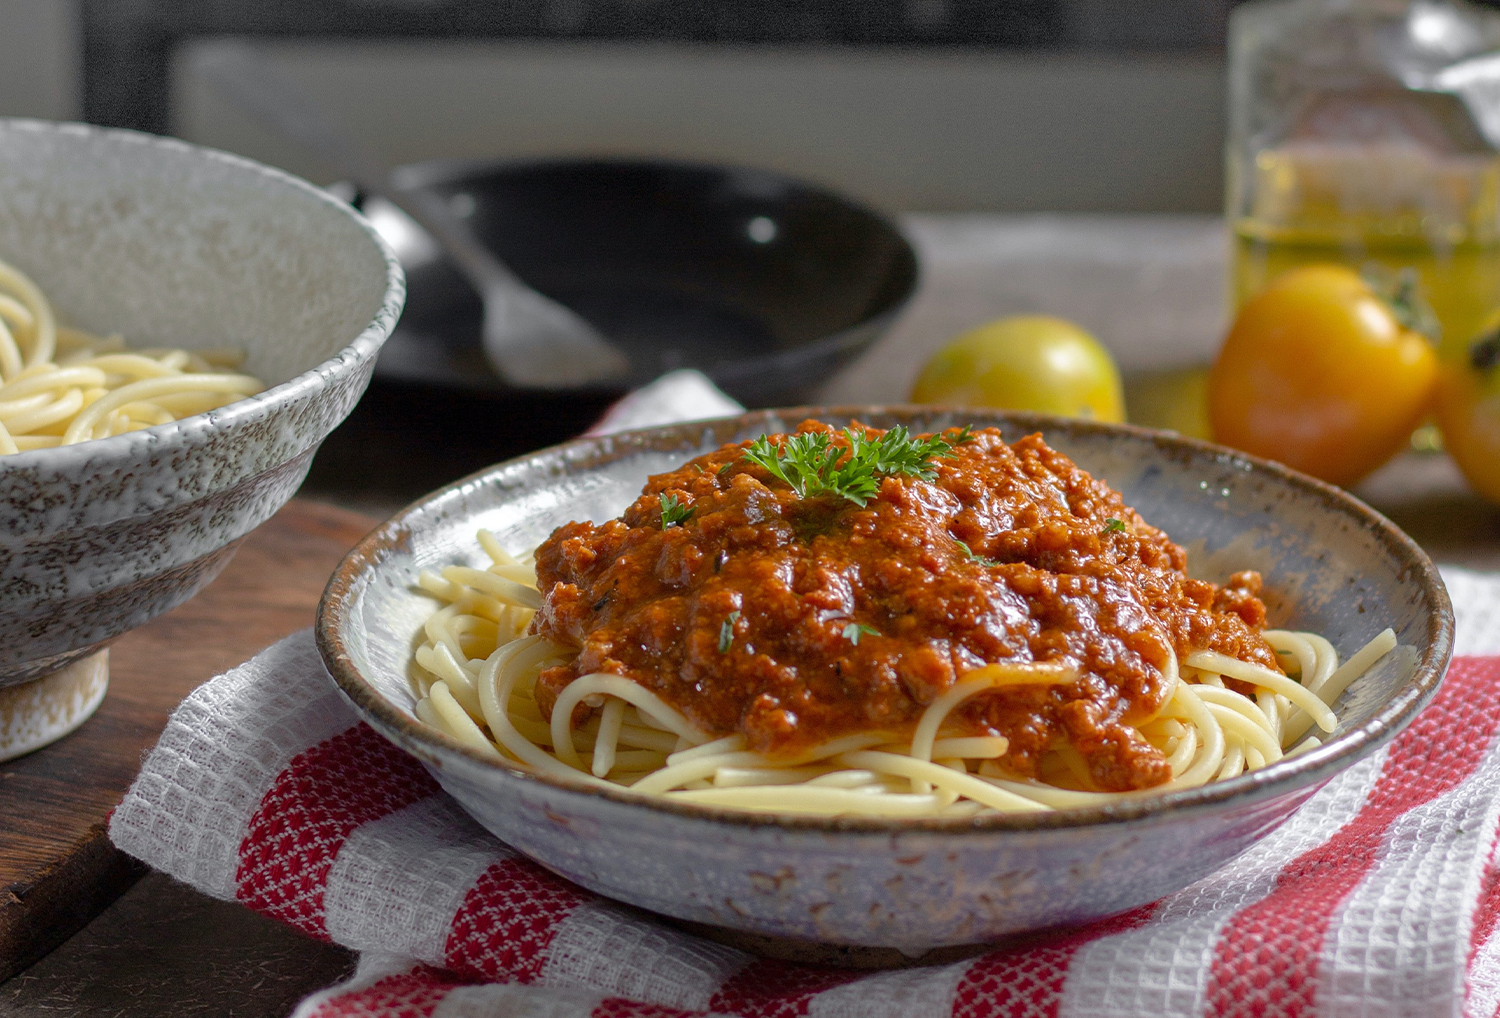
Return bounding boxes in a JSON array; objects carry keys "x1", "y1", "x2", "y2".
[
  {"x1": 362, "y1": 158, "x2": 919, "y2": 405},
  {"x1": 305, "y1": 158, "x2": 917, "y2": 506}
]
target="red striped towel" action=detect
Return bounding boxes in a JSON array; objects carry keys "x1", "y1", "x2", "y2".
[{"x1": 107, "y1": 567, "x2": 1500, "y2": 1018}]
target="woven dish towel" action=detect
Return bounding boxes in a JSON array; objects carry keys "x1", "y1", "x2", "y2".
[
  {"x1": 106, "y1": 565, "x2": 1500, "y2": 1018},
  {"x1": 105, "y1": 372, "x2": 1500, "y2": 1017}
]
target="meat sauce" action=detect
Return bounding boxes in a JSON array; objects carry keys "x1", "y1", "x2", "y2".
[{"x1": 531, "y1": 423, "x2": 1280, "y2": 791}]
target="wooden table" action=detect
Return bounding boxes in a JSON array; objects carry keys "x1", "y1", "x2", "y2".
[{"x1": 0, "y1": 501, "x2": 375, "y2": 1017}]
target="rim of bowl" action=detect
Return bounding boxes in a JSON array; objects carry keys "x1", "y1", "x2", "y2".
[
  {"x1": 0, "y1": 118, "x2": 406, "y2": 472},
  {"x1": 318, "y1": 406, "x2": 1455, "y2": 835},
  {"x1": 381, "y1": 154, "x2": 920, "y2": 386}
]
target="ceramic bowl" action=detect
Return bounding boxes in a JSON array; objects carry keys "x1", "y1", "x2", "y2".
[
  {"x1": 0, "y1": 119, "x2": 404, "y2": 686},
  {"x1": 318, "y1": 407, "x2": 1452, "y2": 953}
]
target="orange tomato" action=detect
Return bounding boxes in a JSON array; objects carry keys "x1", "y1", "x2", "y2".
[
  {"x1": 1436, "y1": 317, "x2": 1500, "y2": 504},
  {"x1": 1209, "y1": 264, "x2": 1438, "y2": 488}
]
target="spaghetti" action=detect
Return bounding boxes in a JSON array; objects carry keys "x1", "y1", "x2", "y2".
[
  {"x1": 410, "y1": 425, "x2": 1398, "y2": 818},
  {"x1": 0, "y1": 257, "x2": 263, "y2": 456}
]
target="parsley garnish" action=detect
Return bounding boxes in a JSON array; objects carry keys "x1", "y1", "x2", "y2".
[
  {"x1": 740, "y1": 425, "x2": 973, "y2": 507},
  {"x1": 841, "y1": 622, "x2": 879, "y2": 645},
  {"x1": 1103, "y1": 518, "x2": 1126, "y2": 533},
  {"x1": 956, "y1": 540, "x2": 1000, "y2": 567},
  {"x1": 718, "y1": 610, "x2": 741, "y2": 653},
  {"x1": 659, "y1": 492, "x2": 694, "y2": 528}
]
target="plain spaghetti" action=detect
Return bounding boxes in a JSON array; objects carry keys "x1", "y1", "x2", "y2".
[
  {"x1": 0, "y1": 256, "x2": 263, "y2": 455},
  {"x1": 411, "y1": 422, "x2": 1396, "y2": 817}
]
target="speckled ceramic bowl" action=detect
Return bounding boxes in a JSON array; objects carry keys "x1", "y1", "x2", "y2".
[
  {"x1": 318, "y1": 408, "x2": 1452, "y2": 954},
  {"x1": 0, "y1": 119, "x2": 404, "y2": 686}
]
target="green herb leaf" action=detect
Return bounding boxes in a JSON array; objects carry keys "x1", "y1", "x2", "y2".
[
  {"x1": 1362, "y1": 263, "x2": 1441, "y2": 343},
  {"x1": 955, "y1": 540, "x2": 999, "y2": 567},
  {"x1": 741, "y1": 425, "x2": 974, "y2": 506},
  {"x1": 841, "y1": 622, "x2": 879, "y2": 645},
  {"x1": 1103, "y1": 517, "x2": 1126, "y2": 533},
  {"x1": 659, "y1": 492, "x2": 694, "y2": 529},
  {"x1": 718, "y1": 610, "x2": 742, "y2": 653}
]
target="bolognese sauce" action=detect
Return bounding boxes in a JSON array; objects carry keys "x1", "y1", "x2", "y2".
[{"x1": 531, "y1": 422, "x2": 1280, "y2": 792}]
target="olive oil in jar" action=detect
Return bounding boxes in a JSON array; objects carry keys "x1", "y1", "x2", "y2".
[{"x1": 1232, "y1": 142, "x2": 1500, "y2": 356}]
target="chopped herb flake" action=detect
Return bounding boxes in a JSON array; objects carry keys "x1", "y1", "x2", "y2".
[
  {"x1": 841, "y1": 622, "x2": 879, "y2": 645},
  {"x1": 1104, "y1": 518, "x2": 1126, "y2": 533},
  {"x1": 956, "y1": 540, "x2": 1000, "y2": 567},
  {"x1": 718, "y1": 610, "x2": 742, "y2": 653},
  {"x1": 659, "y1": 492, "x2": 694, "y2": 528}
]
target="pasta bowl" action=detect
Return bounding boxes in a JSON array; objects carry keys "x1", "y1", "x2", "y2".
[
  {"x1": 318, "y1": 407, "x2": 1452, "y2": 954},
  {"x1": 0, "y1": 118, "x2": 404, "y2": 700}
]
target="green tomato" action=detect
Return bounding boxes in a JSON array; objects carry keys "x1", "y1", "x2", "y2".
[{"x1": 910, "y1": 315, "x2": 1125, "y2": 422}]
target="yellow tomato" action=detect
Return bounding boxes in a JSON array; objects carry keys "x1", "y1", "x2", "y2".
[
  {"x1": 1436, "y1": 315, "x2": 1500, "y2": 504},
  {"x1": 1209, "y1": 264, "x2": 1438, "y2": 488},
  {"x1": 1122, "y1": 366, "x2": 1212, "y2": 440},
  {"x1": 910, "y1": 315, "x2": 1125, "y2": 422}
]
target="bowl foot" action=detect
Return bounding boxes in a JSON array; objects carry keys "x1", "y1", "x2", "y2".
[
  {"x1": 667, "y1": 918, "x2": 1006, "y2": 969},
  {"x1": 0, "y1": 650, "x2": 109, "y2": 763}
]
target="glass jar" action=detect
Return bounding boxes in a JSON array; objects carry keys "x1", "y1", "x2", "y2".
[{"x1": 1228, "y1": 0, "x2": 1500, "y2": 356}]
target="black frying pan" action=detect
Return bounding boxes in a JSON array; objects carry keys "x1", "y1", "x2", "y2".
[
  {"x1": 362, "y1": 158, "x2": 919, "y2": 406},
  {"x1": 306, "y1": 159, "x2": 918, "y2": 506}
]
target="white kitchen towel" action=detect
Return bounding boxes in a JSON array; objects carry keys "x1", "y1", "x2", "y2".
[{"x1": 586, "y1": 369, "x2": 744, "y2": 435}]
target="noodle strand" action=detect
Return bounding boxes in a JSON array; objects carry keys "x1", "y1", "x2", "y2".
[{"x1": 0, "y1": 256, "x2": 262, "y2": 455}]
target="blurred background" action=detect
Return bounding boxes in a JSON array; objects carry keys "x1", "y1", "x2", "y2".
[
  {"x1": 0, "y1": 0, "x2": 1247, "y2": 507},
  {"x1": 3, "y1": 7, "x2": 1499, "y2": 1010},
  {"x1": 4, "y1": 0, "x2": 1231, "y2": 212}
]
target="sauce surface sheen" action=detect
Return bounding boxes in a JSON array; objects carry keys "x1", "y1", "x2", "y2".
[{"x1": 532, "y1": 422, "x2": 1278, "y2": 791}]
